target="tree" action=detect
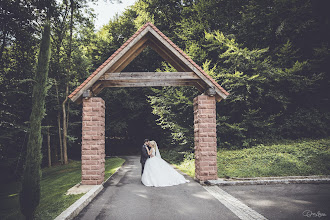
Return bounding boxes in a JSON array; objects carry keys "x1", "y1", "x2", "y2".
[
  {"x1": 19, "y1": 20, "x2": 51, "y2": 219},
  {"x1": 0, "y1": 0, "x2": 39, "y2": 178},
  {"x1": 1, "y1": 0, "x2": 329, "y2": 174}
]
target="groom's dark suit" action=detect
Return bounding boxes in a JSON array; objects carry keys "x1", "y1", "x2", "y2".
[{"x1": 140, "y1": 144, "x2": 150, "y2": 175}]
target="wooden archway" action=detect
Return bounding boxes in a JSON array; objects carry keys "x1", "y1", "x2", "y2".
[{"x1": 69, "y1": 22, "x2": 229, "y2": 184}]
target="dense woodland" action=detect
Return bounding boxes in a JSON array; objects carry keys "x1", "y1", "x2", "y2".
[{"x1": 1, "y1": 0, "x2": 330, "y2": 178}]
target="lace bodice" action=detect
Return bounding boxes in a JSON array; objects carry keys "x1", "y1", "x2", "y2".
[{"x1": 150, "y1": 148, "x2": 156, "y2": 156}]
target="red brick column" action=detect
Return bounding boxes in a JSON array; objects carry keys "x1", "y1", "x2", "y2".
[
  {"x1": 193, "y1": 94, "x2": 217, "y2": 181},
  {"x1": 81, "y1": 97, "x2": 105, "y2": 185}
]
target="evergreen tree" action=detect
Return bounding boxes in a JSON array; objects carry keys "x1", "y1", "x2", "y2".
[{"x1": 19, "y1": 20, "x2": 51, "y2": 219}]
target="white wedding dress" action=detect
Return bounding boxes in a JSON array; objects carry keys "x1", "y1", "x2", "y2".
[{"x1": 141, "y1": 147, "x2": 190, "y2": 187}]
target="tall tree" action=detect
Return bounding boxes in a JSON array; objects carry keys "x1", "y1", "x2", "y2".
[
  {"x1": 19, "y1": 20, "x2": 51, "y2": 219},
  {"x1": 0, "y1": 0, "x2": 39, "y2": 177},
  {"x1": 62, "y1": 0, "x2": 75, "y2": 165}
]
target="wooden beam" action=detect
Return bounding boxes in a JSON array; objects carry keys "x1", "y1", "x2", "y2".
[
  {"x1": 91, "y1": 81, "x2": 102, "y2": 92},
  {"x1": 110, "y1": 41, "x2": 148, "y2": 73},
  {"x1": 102, "y1": 79, "x2": 200, "y2": 87},
  {"x1": 100, "y1": 72, "x2": 199, "y2": 81},
  {"x1": 91, "y1": 81, "x2": 104, "y2": 95},
  {"x1": 147, "y1": 39, "x2": 187, "y2": 72},
  {"x1": 195, "y1": 81, "x2": 207, "y2": 93},
  {"x1": 97, "y1": 72, "x2": 202, "y2": 90},
  {"x1": 93, "y1": 85, "x2": 105, "y2": 95}
]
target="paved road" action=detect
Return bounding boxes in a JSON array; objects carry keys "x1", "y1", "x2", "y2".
[
  {"x1": 75, "y1": 156, "x2": 330, "y2": 220},
  {"x1": 75, "y1": 156, "x2": 239, "y2": 220},
  {"x1": 222, "y1": 184, "x2": 330, "y2": 220}
]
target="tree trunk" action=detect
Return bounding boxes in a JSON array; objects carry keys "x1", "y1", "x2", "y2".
[
  {"x1": 20, "y1": 20, "x2": 51, "y2": 220},
  {"x1": 0, "y1": 29, "x2": 7, "y2": 67},
  {"x1": 58, "y1": 112, "x2": 64, "y2": 164},
  {"x1": 52, "y1": 130, "x2": 58, "y2": 163},
  {"x1": 47, "y1": 126, "x2": 51, "y2": 167},
  {"x1": 62, "y1": 85, "x2": 69, "y2": 165},
  {"x1": 67, "y1": 101, "x2": 70, "y2": 131},
  {"x1": 55, "y1": 80, "x2": 64, "y2": 164},
  {"x1": 62, "y1": 0, "x2": 75, "y2": 165},
  {"x1": 53, "y1": 0, "x2": 70, "y2": 165}
]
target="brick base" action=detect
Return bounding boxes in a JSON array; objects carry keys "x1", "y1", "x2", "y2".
[
  {"x1": 81, "y1": 97, "x2": 105, "y2": 185},
  {"x1": 194, "y1": 95, "x2": 217, "y2": 181}
]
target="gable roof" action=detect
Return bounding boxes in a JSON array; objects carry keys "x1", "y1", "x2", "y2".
[{"x1": 68, "y1": 22, "x2": 229, "y2": 103}]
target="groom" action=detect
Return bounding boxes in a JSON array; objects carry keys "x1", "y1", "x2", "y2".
[{"x1": 140, "y1": 139, "x2": 150, "y2": 175}]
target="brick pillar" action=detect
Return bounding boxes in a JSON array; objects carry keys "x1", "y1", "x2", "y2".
[
  {"x1": 81, "y1": 97, "x2": 105, "y2": 185},
  {"x1": 193, "y1": 94, "x2": 217, "y2": 181}
]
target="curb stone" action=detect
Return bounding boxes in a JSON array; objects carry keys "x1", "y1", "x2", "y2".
[
  {"x1": 54, "y1": 184, "x2": 103, "y2": 220},
  {"x1": 54, "y1": 158, "x2": 125, "y2": 220},
  {"x1": 205, "y1": 175, "x2": 330, "y2": 186}
]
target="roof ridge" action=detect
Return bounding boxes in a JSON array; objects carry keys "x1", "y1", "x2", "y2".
[{"x1": 68, "y1": 22, "x2": 229, "y2": 100}]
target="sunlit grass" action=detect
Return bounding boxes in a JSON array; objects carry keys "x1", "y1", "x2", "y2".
[
  {"x1": 162, "y1": 138, "x2": 330, "y2": 179},
  {"x1": 217, "y1": 138, "x2": 330, "y2": 178},
  {"x1": 173, "y1": 154, "x2": 195, "y2": 178},
  {"x1": 0, "y1": 157, "x2": 125, "y2": 220},
  {"x1": 104, "y1": 157, "x2": 125, "y2": 180}
]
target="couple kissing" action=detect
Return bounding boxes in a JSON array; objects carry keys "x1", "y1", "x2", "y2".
[{"x1": 140, "y1": 139, "x2": 189, "y2": 187}]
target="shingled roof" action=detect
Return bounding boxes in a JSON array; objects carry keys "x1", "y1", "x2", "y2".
[{"x1": 68, "y1": 22, "x2": 229, "y2": 103}]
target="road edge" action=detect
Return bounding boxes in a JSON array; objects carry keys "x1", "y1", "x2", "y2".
[
  {"x1": 54, "y1": 184, "x2": 104, "y2": 220},
  {"x1": 206, "y1": 176, "x2": 330, "y2": 186},
  {"x1": 54, "y1": 158, "x2": 126, "y2": 220}
]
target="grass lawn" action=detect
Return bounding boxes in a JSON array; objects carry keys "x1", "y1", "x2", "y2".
[
  {"x1": 0, "y1": 157, "x2": 125, "y2": 220},
  {"x1": 162, "y1": 138, "x2": 330, "y2": 178},
  {"x1": 173, "y1": 154, "x2": 195, "y2": 178}
]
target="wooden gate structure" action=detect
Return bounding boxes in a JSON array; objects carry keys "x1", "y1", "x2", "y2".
[{"x1": 68, "y1": 22, "x2": 229, "y2": 185}]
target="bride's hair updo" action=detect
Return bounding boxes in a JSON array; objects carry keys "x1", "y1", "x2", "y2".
[{"x1": 149, "y1": 140, "x2": 157, "y2": 149}]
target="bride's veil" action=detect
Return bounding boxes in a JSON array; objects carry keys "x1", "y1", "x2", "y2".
[{"x1": 155, "y1": 142, "x2": 162, "y2": 159}]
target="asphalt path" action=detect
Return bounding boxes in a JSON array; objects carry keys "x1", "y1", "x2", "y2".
[
  {"x1": 222, "y1": 184, "x2": 330, "y2": 220},
  {"x1": 74, "y1": 156, "x2": 330, "y2": 220},
  {"x1": 74, "y1": 156, "x2": 239, "y2": 220}
]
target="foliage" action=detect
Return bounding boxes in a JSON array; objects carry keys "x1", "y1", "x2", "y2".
[
  {"x1": 0, "y1": 157, "x2": 125, "y2": 220},
  {"x1": 148, "y1": 86, "x2": 198, "y2": 149},
  {"x1": 20, "y1": 20, "x2": 51, "y2": 220},
  {"x1": 1, "y1": 0, "x2": 40, "y2": 177},
  {"x1": 202, "y1": 30, "x2": 328, "y2": 147},
  {"x1": 0, "y1": 0, "x2": 96, "y2": 178},
  {"x1": 159, "y1": 148, "x2": 185, "y2": 165},
  {"x1": 173, "y1": 153, "x2": 195, "y2": 178},
  {"x1": 133, "y1": 0, "x2": 329, "y2": 150},
  {"x1": 1, "y1": 0, "x2": 330, "y2": 187}
]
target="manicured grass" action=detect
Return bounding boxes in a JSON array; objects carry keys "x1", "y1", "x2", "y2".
[
  {"x1": 162, "y1": 138, "x2": 330, "y2": 178},
  {"x1": 0, "y1": 157, "x2": 125, "y2": 220},
  {"x1": 218, "y1": 139, "x2": 330, "y2": 178},
  {"x1": 104, "y1": 157, "x2": 125, "y2": 180}
]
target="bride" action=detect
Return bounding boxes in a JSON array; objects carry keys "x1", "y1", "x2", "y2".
[{"x1": 141, "y1": 140, "x2": 189, "y2": 187}]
